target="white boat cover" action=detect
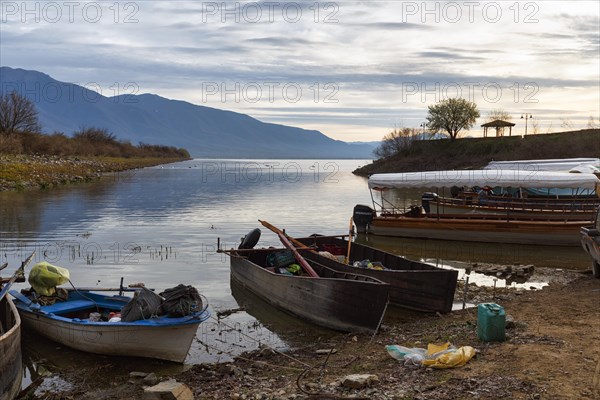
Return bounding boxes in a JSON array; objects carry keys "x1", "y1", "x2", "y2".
[
  {"x1": 368, "y1": 170, "x2": 600, "y2": 190},
  {"x1": 484, "y1": 158, "x2": 600, "y2": 172}
]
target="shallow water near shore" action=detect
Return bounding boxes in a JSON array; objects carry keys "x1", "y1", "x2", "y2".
[{"x1": 0, "y1": 159, "x2": 592, "y2": 391}]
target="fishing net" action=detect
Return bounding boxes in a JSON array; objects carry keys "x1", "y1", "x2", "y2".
[{"x1": 159, "y1": 284, "x2": 203, "y2": 317}]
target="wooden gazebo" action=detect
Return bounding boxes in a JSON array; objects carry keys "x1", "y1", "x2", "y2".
[{"x1": 481, "y1": 119, "x2": 516, "y2": 137}]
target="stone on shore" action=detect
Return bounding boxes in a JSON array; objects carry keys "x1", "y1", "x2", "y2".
[
  {"x1": 143, "y1": 379, "x2": 193, "y2": 400},
  {"x1": 341, "y1": 374, "x2": 379, "y2": 389}
]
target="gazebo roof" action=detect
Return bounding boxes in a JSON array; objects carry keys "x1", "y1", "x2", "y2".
[{"x1": 481, "y1": 119, "x2": 516, "y2": 127}]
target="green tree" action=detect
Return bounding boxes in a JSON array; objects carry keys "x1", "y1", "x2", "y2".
[
  {"x1": 0, "y1": 91, "x2": 40, "y2": 134},
  {"x1": 426, "y1": 98, "x2": 480, "y2": 140}
]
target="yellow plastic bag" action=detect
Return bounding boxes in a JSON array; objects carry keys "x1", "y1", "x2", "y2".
[
  {"x1": 28, "y1": 262, "x2": 70, "y2": 296},
  {"x1": 422, "y1": 346, "x2": 476, "y2": 369}
]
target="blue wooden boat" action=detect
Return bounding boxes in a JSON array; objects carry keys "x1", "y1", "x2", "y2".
[{"x1": 9, "y1": 289, "x2": 210, "y2": 363}]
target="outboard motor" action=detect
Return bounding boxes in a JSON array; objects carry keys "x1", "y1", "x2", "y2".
[
  {"x1": 421, "y1": 192, "x2": 439, "y2": 214},
  {"x1": 353, "y1": 204, "x2": 375, "y2": 234}
]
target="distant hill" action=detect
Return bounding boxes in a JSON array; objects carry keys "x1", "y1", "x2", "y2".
[
  {"x1": 353, "y1": 130, "x2": 600, "y2": 176},
  {"x1": 0, "y1": 67, "x2": 374, "y2": 159}
]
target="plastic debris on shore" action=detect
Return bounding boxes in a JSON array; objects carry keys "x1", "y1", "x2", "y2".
[{"x1": 386, "y1": 342, "x2": 476, "y2": 369}]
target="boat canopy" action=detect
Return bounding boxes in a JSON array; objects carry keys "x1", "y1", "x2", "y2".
[
  {"x1": 368, "y1": 170, "x2": 600, "y2": 190},
  {"x1": 484, "y1": 158, "x2": 600, "y2": 172}
]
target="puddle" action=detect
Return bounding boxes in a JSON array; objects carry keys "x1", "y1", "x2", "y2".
[
  {"x1": 423, "y1": 258, "x2": 548, "y2": 290},
  {"x1": 34, "y1": 376, "x2": 73, "y2": 397}
]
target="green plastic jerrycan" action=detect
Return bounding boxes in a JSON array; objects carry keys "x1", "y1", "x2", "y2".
[{"x1": 477, "y1": 303, "x2": 506, "y2": 342}]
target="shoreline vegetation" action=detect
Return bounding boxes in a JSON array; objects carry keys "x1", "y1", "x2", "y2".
[
  {"x1": 353, "y1": 129, "x2": 600, "y2": 176},
  {"x1": 0, "y1": 128, "x2": 191, "y2": 191},
  {"x1": 0, "y1": 154, "x2": 188, "y2": 191}
]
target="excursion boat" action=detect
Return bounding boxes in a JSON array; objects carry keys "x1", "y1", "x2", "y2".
[
  {"x1": 354, "y1": 170, "x2": 600, "y2": 246},
  {"x1": 0, "y1": 295, "x2": 22, "y2": 400},
  {"x1": 225, "y1": 230, "x2": 390, "y2": 334},
  {"x1": 294, "y1": 234, "x2": 458, "y2": 313},
  {"x1": 426, "y1": 193, "x2": 599, "y2": 218},
  {"x1": 9, "y1": 288, "x2": 210, "y2": 363}
]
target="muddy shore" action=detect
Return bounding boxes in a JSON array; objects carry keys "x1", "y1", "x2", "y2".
[{"x1": 25, "y1": 266, "x2": 599, "y2": 400}]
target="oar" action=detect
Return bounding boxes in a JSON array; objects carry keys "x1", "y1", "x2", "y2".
[
  {"x1": 258, "y1": 220, "x2": 311, "y2": 250},
  {"x1": 277, "y1": 232, "x2": 319, "y2": 278},
  {"x1": 345, "y1": 217, "x2": 354, "y2": 264},
  {"x1": 0, "y1": 251, "x2": 35, "y2": 302}
]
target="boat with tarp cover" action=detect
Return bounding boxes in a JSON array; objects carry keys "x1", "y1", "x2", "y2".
[{"x1": 354, "y1": 170, "x2": 600, "y2": 246}]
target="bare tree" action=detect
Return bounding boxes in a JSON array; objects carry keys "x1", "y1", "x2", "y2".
[
  {"x1": 531, "y1": 119, "x2": 540, "y2": 135},
  {"x1": 373, "y1": 126, "x2": 420, "y2": 159},
  {"x1": 587, "y1": 116, "x2": 599, "y2": 129},
  {"x1": 485, "y1": 109, "x2": 512, "y2": 123},
  {"x1": 560, "y1": 119, "x2": 574, "y2": 130},
  {"x1": 0, "y1": 91, "x2": 40, "y2": 134}
]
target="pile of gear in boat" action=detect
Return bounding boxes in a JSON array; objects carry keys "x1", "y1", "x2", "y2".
[
  {"x1": 21, "y1": 261, "x2": 203, "y2": 322},
  {"x1": 265, "y1": 248, "x2": 388, "y2": 275}
]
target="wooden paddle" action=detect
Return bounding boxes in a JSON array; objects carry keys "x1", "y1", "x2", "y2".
[
  {"x1": 258, "y1": 220, "x2": 308, "y2": 249},
  {"x1": 277, "y1": 232, "x2": 319, "y2": 278},
  {"x1": 0, "y1": 251, "x2": 35, "y2": 302}
]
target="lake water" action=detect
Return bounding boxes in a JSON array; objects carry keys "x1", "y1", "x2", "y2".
[{"x1": 0, "y1": 159, "x2": 591, "y2": 382}]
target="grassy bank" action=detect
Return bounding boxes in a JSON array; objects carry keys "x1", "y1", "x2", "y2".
[
  {"x1": 0, "y1": 154, "x2": 188, "y2": 191},
  {"x1": 354, "y1": 129, "x2": 600, "y2": 176}
]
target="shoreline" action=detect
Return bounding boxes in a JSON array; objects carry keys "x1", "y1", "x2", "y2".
[
  {"x1": 23, "y1": 267, "x2": 600, "y2": 400},
  {"x1": 0, "y1": 154, "x2": 190, "y2": 192}
]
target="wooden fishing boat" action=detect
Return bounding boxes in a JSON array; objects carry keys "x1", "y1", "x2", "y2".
[
  {"x1": 9, "y1": 289, "x2": 210, "y2": 363},
  {"x1": 1, "y1": 295, "x2": 22, "y2": 400},
  {"x1": 295, "y1": 235, "x2": 458, "y2": 313},
  {"x1": 0, "y1": 255, "x2": 31, "y2": 400},
  {"x1": 580, "y1": 206, "x2": 600, "y2": 278},
  {"x1": 227, "y1": 241, "x2": 390, "y2": 334},
  {"x1": 355, "y1": 170, "x2": 599, "y2": 246}
]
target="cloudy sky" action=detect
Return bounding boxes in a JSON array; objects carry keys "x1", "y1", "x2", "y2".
[{"x1": 1, "y1": 0, "x2": 599, "y2": 141}]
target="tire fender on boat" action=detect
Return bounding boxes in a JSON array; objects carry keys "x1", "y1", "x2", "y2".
[{"x1": 239, "y1": 228, "x2": 261, "y2": 249}]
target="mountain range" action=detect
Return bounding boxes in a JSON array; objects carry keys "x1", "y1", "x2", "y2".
[{"x1": 0, "y1": 67, "x2": 377, "y2": 158}]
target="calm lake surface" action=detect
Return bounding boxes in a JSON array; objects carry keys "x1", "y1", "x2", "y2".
[{"x1": 0, "y1": 159, "x2": 591, "y2": 378}]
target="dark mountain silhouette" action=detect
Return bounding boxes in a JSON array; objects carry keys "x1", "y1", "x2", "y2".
[{"x1": 0, "y1": 67, "x2": 375, "y2": 158}]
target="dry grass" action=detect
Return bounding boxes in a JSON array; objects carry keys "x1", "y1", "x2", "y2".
[{"x1": 356, "y1": 129, "x2": 600, "y2": 176}]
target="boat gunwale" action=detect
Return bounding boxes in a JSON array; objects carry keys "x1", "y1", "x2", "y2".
[
  {"x1": 0, "y1": 294, "x2": 21, "y2": 341},
  {"x1": 228, "y1": 249, "x2": 389, "y2": 286},
  {"x1": 11, "y1": 290, "x2": 210, "y2": 327}
]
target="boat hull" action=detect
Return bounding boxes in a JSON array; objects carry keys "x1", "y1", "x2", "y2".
[
  {"x1": 230, "y1": 249, "x2": 389, "y2": 334},
  {"x1": 296, "y1": 236, "x2": 458, "y2": 313},
  {"x1": 17, "y1": 310, "x2": 201, "y2": 363},
  {"x1": 429, "y1": 201, "x2": 595, "y2": 219},
  {"x1": 370, "y1": 215, "x2": 586, "y2": 246},
  {"x1": 11, "y1": 290, "x2": 209, "y2": 363},
  {"x1": 1, "y1": 296, "x2": 22, "y2": 400}
]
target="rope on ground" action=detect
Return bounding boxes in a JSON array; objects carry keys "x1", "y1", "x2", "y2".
[
  {"x1": 206, "y1": 315, "x2": 312, "y2": 368},
  {"x1": 295, "y1": 335, "x2": 365, "y2": 399},
  {"x1": 194, "y1": 336, "x2": 306, "y2": 372}
]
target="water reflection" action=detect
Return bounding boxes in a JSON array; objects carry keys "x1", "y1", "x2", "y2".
[
  {"x1": 356, "y1": 234, "x2": 590, "y2": 269},
  {"x1": 0, "y1": 158, "x2": 590, "y2": 386}
]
